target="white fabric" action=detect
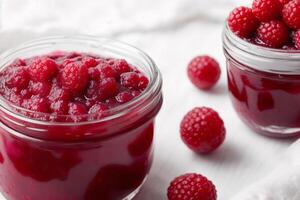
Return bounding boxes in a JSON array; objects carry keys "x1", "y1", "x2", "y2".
[{"x1": 0, "y1": 0, "x2": 299, "y2": 200}]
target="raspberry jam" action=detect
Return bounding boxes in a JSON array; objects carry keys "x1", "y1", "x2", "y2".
[
  {"x1": 0, "y1": 36, "x2": 163, "y2": 200},
  {"x1": 223, "y1": 25, "x2": 300, "y2": 138}
]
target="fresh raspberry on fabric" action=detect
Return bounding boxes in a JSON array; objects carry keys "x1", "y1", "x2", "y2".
[
  {"x1": 187, "y1": 55, "x2": 221, "y2": 90},
  {"x1": 293, "y1": 29, "x2": 300, "y2": 49},
  {"x1": 252, "y1": 0, "x2": 282, "y2": 22},
  {"x1": 167, "y1": 173, "x2": 217, "y2": 200},
  {"x1": 282, "y1": 0, "x2": 300, "y2": 29},
  {"x1": 60, "y1": 62, "x2": 89, "y2": 94},
  {"x1": 256, "y1": 21, "x2": 289, "y2": 48},
  {"x1": 27, "y1": 58, "x2": 57, "y2": 81},
  {"x1": 228, "y1": 6, "x2": 258, "y2": 38},
  {"x1": 180, "y1": 107, "x2": 225, "y2": 153}
]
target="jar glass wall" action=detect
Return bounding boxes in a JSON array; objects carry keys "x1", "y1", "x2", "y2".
[{"x1": 0, "y1": 36, "x2": 163, "y2": 200}]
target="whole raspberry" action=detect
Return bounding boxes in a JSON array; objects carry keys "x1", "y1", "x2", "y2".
[
  {"x1": 167, "y1": 173, "x2": 217, "y2": 200},
  {"x1": 256, "y1": 21, "x2": 289, "y2": 48},
  {"x1": 228, "y1": 6, "x2": 258, "y2": 38},
  {"x1": 252, "y1": 0, "x2": 282, "y2": 22},
  {"x1": 293, "y1": 30, "x2": 300, "y2": 49},
  {"x1": 187, "y1": 56, "x2": 221, "y2": 90},
  {"x1": 180, "y1": 107, "x2": 225, "y2": 153},
  {"x1": 60, "y1": 62, "x2": 88, "y2": 94},
  {"x1": 27, "y1": 58, "x2": 57, "y2": 81},
  {"x1": 282, "y1": 0, "x2": 300, "y2": 29}
]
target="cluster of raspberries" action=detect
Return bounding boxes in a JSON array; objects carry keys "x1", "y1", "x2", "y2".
[{"x1": 228, "y1": 0, "x2": 300, "y2": 49}]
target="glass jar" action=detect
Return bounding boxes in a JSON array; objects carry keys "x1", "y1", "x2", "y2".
[
  {"x1": 223, "y1": 25, "x2": 300, "y2": 138},
  {"x1": 0, "y1": 36, "x2": 163, "y2": 200}
]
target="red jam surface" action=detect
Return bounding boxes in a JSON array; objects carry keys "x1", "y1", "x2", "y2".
[
  {"x1": 228, "y1": 60, "x2": 300, "y2": 136},
  {"x1": 0, "y1": 52, "x2": 161, "y2": 200},
  {"x1": 0, "y1": 51, "x2": 149, "y2": 122}
]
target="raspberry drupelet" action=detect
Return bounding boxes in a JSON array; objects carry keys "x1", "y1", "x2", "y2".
[{"x1": 0, "y1": 52, "x2": 149, "y2": 122}]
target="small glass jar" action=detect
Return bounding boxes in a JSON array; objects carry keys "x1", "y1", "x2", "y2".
[
  {"x1": 223, "y1": 25, "x2": 300, "y2": 138},
  {"x1": 0, "y1": 36, "x2": 163, "y2": 200}
]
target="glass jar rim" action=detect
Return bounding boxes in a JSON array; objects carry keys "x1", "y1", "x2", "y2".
[
  {"x1": 223, "y1": 23, "x2": 300, "y2": 74},
  {"x1": 0, "y1": 35, "x2": 162, "y2": 126}
]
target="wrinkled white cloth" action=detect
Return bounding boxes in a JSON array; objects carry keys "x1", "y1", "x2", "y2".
[
  {"x1": 0, "y1": 0, "x2": 244, "y2": 34},
  {"x1": 231, "y1": 140, "x2": 300, "y2": 200},
  {"x1": 0, "y1": 0, "x2": 299, "y2": 200}
]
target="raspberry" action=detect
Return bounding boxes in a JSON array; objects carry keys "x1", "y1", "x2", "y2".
[
  {"x1": 68, "y1": 102, "x2": 88, "y2": 122},
  {"x1": 98, "y1": 78, "x2": 118, "y2": 100},
  {"x1": 138, "y1": 75, "x2": 149, "y2": 90},
  {"x1": 228, "y1": 6, "x2": 258, "y2": 38},
  {"x1": 180, "y1": 107, "x2": 225, "y2": 153},
  {"x1": 29, "y1": 81, "x2": 51, "y2": 97},
  {"x1": 256, "y1": 21, "x2": 289, "y2": 48},
  {"x1": 111, "y1": 59, "x2": 131, "y2": 75},
  {"x1": 120, "y1": 72, "x2": 140, "y2": 89},
  {"x1": 252, "y1": 0, "x2": 282, "y2": 22},
  {"x1": 282, "y1": 0, "x2": 300, "y2": 29},
  {"x1": 294, "y1": 30, "x2": 300, "y2": 49},
  {"x1": 82, "y1": 56, "x2": 98, "y2": 68},
  {"x1": 22, "y1": 96, "x2": 50, "y2": 113},
  {"x1": 187, "y1": 56, "x2": 221, "y2": 90},
  {"x1": 27, "y1": 58, "x2": 57, "y2": 81},
  {"x1": 115, "y1": 91, "x2": 134, "y2": 103},
  {"x1": 99, "y1": 65, "x2": 117, "y2": 79},
  {"x1": 11, "y1": 59, "x2": 26, "y2": 67},
  {"x1": 50, "y1": 100, "x2": 69, "y2": 115},
  {"x1": 60, "y1": 62, "x2": 89, "y2": 94},
  {"x1": 48, "y1": 86, "x2": 71, "y2": 102},
  {"x1": 283, "y1": 0, "x2": 300, "y2": 29},
  {"x1": 4, "y1": 67, "x2": 29, "y2": 90},
  {"x1": 167, "y1": 173, "x2": 217, "y2": 200}
]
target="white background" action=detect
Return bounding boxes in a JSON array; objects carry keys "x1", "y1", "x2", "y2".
[{"x1": 0, "y1": 0, "x2": 296, "y2": 199}]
